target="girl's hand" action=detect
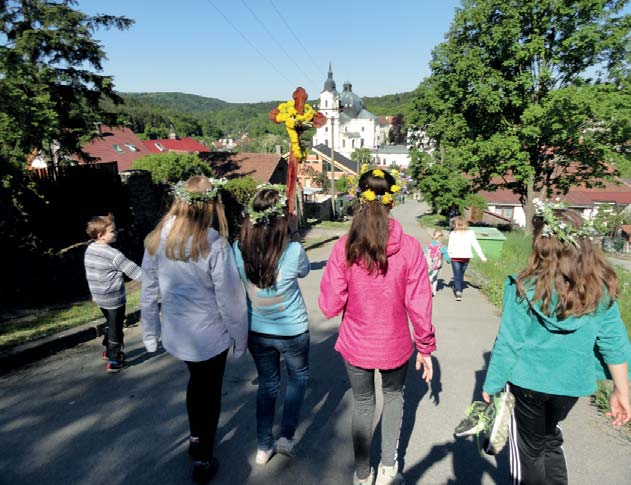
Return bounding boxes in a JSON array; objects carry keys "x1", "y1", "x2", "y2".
[
  {"x1": 482, "y1": 391, "x2": 491, "y2": 404},
  {"x1": 416, "y1": 353, "x2": 433, "y2": 383},
  {"x1": 607, "y1": 388, "x2": 631, "y2": 427}
]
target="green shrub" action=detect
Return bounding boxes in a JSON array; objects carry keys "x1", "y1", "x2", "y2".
[
  {"x1": 222, "y1": 176, "x2": 259, "y2": 240},
  {"x1": 132, "y1": 152, "x2": 214, "y2": 183}
]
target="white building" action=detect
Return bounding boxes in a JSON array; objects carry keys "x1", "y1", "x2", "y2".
[{"x1": 313, "y1": 64, "x2": 390, "y2": 159}]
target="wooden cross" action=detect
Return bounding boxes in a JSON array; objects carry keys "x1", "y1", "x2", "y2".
[{"x1": 269, "y1": 87, "x2": 326, "y2": 213}]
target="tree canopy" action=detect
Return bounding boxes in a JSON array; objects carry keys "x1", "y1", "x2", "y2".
[{"x1": 408, "y1": 0, "x2": 631, "y2": 229}]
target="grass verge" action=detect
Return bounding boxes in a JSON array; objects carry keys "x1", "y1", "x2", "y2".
[
  {"x1": 469, "y1": 231, "x2": 631, "y2": 436},
  {"x1": 0, "y1": 282, "x2": 140, "y2": 349}
]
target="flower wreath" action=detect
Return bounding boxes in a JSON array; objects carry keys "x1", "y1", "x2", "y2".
[
  {"x1": 246, "y1": 184, "x2": 288, "y2": 225},
  {"x1": 172, "y1": 177, "x2": 228, "y2": 204},
  {"x1": 347, "y1": 169, "x2": 402, "y2": 206},
  {"x1": 532, "y1": 197, "x2": 595, "y2": 247}
]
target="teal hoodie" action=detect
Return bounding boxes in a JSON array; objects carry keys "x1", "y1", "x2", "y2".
[{"x1": 483, "y1": 275, "x2": 631, "y2": 397}]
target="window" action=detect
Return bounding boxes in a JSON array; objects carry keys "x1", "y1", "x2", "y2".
[
  {"x1": 112, "y1": 144, "x2": 124, "y2": 153},
  {"x1": 342, "y1": 139, "x2": 346, "y2": 148},
  {"x1": 361, "y1": 126, "x2": 365, "y2": 132},
  {"x1": 495, "y1": 206, "x2": 514, "y2": 218},
  {"x1": 125, "y1": 144, "x2": 138, "y2": 152},
  {"x1": 154, "y1": 142, "x2": 166, "y2": 152},
  {"x1": 352, "y1": 139, "x2": 355, "y2": 148},
  {"x1": 325, "y1": 100, "x2": 328, "y2": 108},
  {"x1": 325, "y1": 126, "x2": 328, "y2": 133},
  {"x1": 361, "y1": 138, "x2": 364, "y2": 147}
]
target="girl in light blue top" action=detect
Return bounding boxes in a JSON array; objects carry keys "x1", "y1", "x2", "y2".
[{"x1": 233, "y1": 185, "x2": 310, "y2": 465}]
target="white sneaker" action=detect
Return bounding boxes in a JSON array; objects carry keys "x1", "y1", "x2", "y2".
[
  {"x1": 375, "y1": 461, "x2": 404, "y2": 485},
  {"x1": 255, "y1": 445, "x2": 276, "y2": 465},
  {"x1": 353, "y1": 470, "x2": 374, "y2": 485},
  {"x1": 276, "y1": 437, "x2": 294, "y2": 457}
]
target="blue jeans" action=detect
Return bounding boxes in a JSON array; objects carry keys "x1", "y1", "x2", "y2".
[
  {"x1": 451, "y1": 260, "x2": 469, "y2": 293},
  {"x1": 248, "y1": 331, "x2": 310, "y2": 450}
]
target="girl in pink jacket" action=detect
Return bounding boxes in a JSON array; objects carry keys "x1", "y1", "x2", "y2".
[{"x1": 318, "y1": 169, "x2": 436, "y2": 485}]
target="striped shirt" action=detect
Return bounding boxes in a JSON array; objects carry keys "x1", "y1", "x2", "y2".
[{"x1": 84, "y1": 242, "x2": 142, "y2": 309}]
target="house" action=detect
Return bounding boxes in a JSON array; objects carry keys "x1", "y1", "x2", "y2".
[
  {"x1": 142, "y1": 137, "x2": 210, "y2": 154},
  {"x1": 77, "y1": 125, "x2": 149, "y2": 171},
  {"x1": 373, "y1": 144, "x2": 411, "y2": 168},
  {"x1": 205, "y1": 152, "x2": 287, "y2": 184},
  {"x1": 478, "y1": 180, "x2": 631, "y2": 227}
]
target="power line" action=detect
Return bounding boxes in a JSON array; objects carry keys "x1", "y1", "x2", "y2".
[
  {"x1": 269, "y1": 0, "x2": 322, "y2": 75},
  {"x1": 205, "y1": 0, "x2": 295, "y2": 88},
  {"x1": 239, "y1": 0, "x2": 316, "y2": 86}
]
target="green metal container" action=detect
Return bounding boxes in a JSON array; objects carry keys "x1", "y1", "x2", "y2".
[{"x1": 469, "y1": 226, "x2": 507, "y2": 259}]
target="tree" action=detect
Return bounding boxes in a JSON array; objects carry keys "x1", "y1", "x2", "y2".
[
  {"x1": 409, "y1": 0, "x2": 631, "y2": 232},
  {"x1": 388, "y1": 113, "x2": 406, "y2": 144},
  {"x1": 0, "y1": 0, "x2": 133, "y2": 238},
  {"x1": 350, "y1": 148, "x2": 373, "y2": 172},
  {"x1": 132, "y1": 153, "x2": 215, "y2": 184}
]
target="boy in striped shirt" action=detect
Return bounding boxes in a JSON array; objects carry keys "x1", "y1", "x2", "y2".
[{"x1": 84, "y1": 215, "x2": 141, "y2": 372}]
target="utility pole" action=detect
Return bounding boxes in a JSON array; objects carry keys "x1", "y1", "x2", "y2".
[{"x1": 330, "y1": 113, "x2": 335, "y2": 218}]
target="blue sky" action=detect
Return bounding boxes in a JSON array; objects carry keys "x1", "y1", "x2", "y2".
[{"x1": 77, "y1": 0, "x2": 462, "y2": 103}]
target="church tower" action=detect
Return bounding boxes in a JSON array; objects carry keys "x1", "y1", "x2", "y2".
[{"x1": 315, "y1": 63, "x2": 341, "y2": 150}]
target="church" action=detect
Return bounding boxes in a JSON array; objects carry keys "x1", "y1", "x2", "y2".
[{"x1": 312, "y1": 65, "x2": 390, "y2": 159}]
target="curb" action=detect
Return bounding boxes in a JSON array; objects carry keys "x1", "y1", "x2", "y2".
[
  {"x1": 0, "y1": 231, "x2": 343, "y2": 375},
  {"x1": 0, "y1": 309, "x2": 140, "y2": 375}
]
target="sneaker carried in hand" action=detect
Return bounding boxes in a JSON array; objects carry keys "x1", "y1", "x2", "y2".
[
  {"x1": 454, "y1": 401, "x2": 488, "y2": 437},
  {"x1": 255, "y1": 445, "x2": 276, "y2": 465},
  {"x1": 106, "y1": 359, "x2": 125, "y2": 373},
  {"x1": 276, "y1": 437, "x2": 294, "y2": 457},
  {"x1": 192, "y1": 458, "x2": 219, "y2": 483},
  {"x1": 353, "y1": 470, "x2": 374, "y2": 485},
  {"x1": 482, "y1": 391, "x2": 515, "y2": 455},
  {"x1": 375, "y1": 461, "x2": 404, "y2": 485}
]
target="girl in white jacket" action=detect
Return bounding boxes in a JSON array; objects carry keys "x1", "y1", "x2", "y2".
[{"x1": 447, "y1": 216, "x2": 487, "y2": 300}]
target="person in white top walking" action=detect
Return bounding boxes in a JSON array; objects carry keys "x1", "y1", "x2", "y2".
[{"x1": 447, "y1": 216, "x2": 487, "y2": 301}]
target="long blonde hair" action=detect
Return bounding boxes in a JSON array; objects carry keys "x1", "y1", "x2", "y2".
[
  {"x1": 452, "y1": 216, "x2": 468, "y2": 231},
  {"x1": 145, "y1": 176, "x2": 228, "y2": 261},
  {"x1": 517, "y1": 209, "x2": 618, "y2": 318}
]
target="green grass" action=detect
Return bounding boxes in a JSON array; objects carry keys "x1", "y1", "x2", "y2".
[
  {"x1": 469, "y1": 231, "x2": 631, "y2": 435},
  {"x1": 314, "y1": 220, "x2": 351, "y2": 229},
  {"x1": 0, "y1": 282, "x2": 140, "y2": 349},
  {"x1": 416, "y1": 213, "x2": 448, "y2": 229}
]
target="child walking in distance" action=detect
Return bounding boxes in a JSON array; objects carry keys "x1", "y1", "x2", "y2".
[
  {"x1": 483, "y1": 200, "x2": 631, "y2": 485},
  {"x1": 447, "y1": 216, "x2": 487, "y2": 301},
  {"x1": 425, "y1": 230, "x2": 450, "y2": 296},
  {"x1": 319, "y1": 169, "x2": 435, "y2": 485},
  {"x1": 141, "y1": 176, "x2": 248, "y2": 483},
  {"x1": 84, "y1": 214, "x2": 141, "y2": 373},
  {"x1": 233, "y1": 185, "x2": 310, "y2": 465}
]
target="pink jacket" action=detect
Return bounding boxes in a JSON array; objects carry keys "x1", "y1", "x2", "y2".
[{"x1": 318, "y1": 218, "x2": 436, "y2": 369}]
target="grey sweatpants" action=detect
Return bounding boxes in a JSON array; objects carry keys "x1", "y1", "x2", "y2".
[{"x1": 344, "y1": 360, "x2": 409, "y2": 479}]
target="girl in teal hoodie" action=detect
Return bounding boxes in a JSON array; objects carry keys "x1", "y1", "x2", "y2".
[{"x1": 483, "y1": 202, "x2": 631, "y2": 485}]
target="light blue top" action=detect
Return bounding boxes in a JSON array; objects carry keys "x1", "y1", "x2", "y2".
[
  {"x1": 141, "y1": 218, "x2": 248, "y2": 362},
  {"x1": 233, "y1": 241, "x2": 310, "y2": 336},
  {"x1": 483, "y1": 275, "x2": 631, "y2": 396}
]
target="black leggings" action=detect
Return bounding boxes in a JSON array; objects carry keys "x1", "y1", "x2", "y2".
[
  {"x1": 184, "y1": 349, "x2": 229, "y2": 461},
  {"x1": 509, "y1": 383, "x2": 578, "y2": 485},
  {"x1": 100, "y1": 306, "x2": 125, "y2": 359}
]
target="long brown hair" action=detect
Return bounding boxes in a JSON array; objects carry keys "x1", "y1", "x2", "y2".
[
  {"x1": 239, "y1": 188, "x2": 289, "y2": 288},
  {"x1": 517, "y1": 209, "x2": 618, "y2": 319},
  {"x1": 145, "y1": 176, "x2": 228, "y2": 261},
  {"x1": 346, "y1": 170, "x2": 397, "y2": 274}
]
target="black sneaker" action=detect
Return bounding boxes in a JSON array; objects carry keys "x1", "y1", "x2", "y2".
[
  {"x1": 106, "y1": 359, "x2": 125, "y2": 373},
  {"x1": 188, "y1": 436, "x2": 203, "y2": 460},
  {"x1": 192, "y1": 458, "x2": 219, "y2": 483},
  {"x1": 454, "y1": 401, "x2": 488, "y2": 437}
]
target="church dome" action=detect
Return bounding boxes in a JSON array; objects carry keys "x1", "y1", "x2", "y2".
[
  {"x1": 339, "y1": 82, "x2": 365, "y2": 118},
  {"x1": 323, "y1": 62, "x2": 337, "y2": 93}
]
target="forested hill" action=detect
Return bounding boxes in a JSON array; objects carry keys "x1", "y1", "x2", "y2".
[{"x1": 109, "y1": 90, "x2": 415, "y2": 141}]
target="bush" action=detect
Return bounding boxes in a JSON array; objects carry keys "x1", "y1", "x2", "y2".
[
  {"x1": 132, "y1": 152, "x2": 214, "y2": 183},
  {"x1": 222, "y1": 176, "x2": 259, "y2": 240}
]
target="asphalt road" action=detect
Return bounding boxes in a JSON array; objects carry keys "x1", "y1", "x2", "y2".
[{"x1": 1, "y1": 201, "x2": 629, "y2": 485}]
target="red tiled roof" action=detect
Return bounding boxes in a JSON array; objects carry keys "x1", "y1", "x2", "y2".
[
  {"x1": 78, "y1": 126, "x2": 148, "y2": 171},
  {"x1": 479, "y1": 180, "x2": 631, "y2": 207},
  {"x1": 142, "y1": 137, "x2": 210, "y2": 154},
  {"x1": 205, "y1": 152, "x2": 286, "y2": 183}
]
